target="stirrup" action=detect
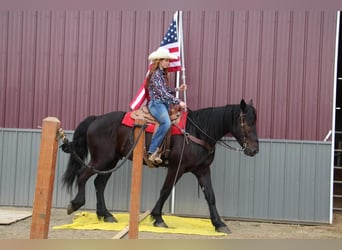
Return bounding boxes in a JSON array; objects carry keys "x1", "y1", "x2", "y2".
[
  {"x1": 148, "y1": 152, "x2": 163, "y2": 164},
  {"x1": 148, "y1": 148, "x2": 163, "y2": 164}
]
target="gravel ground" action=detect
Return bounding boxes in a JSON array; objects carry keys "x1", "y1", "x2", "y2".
[{"x1": 1, "y1": 207, "x2": 342, "y2": 239}]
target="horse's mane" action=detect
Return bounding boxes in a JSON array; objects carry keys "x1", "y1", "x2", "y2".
[{"x1": 186, "y1": 105, "x2": 240, "y2": 142}]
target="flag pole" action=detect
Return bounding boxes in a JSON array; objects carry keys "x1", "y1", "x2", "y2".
[
  {"x1": 171, "y1": 10, "x2": 181, "y2": 215},
  {"x1": 179, "y1": 11, "x2": 187, "y2": 104},
  {"x1": 175, "y1": 11, "x2": 180, "y2": 98}
]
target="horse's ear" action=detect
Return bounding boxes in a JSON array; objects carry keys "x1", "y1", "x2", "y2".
[
  {"x1": 240, "y1": 99, "x2": 247, "y2": 112},
  {"x1": 248, "y1": 99, "x2": 254, "y2": 106}
]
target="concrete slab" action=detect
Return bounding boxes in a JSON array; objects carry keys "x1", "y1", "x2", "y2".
[{"x1": 0, "y1": 208, "x2": 32, "y2": 225}]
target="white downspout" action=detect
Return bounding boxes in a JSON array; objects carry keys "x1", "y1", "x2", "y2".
[{"x1": 330, "y1": 10, "x2": 340, "y2": 223}]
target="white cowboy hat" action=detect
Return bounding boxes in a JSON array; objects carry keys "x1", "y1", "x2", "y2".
[{"x1": 148, "y1": 47, "x2": 177, "y2": 61}]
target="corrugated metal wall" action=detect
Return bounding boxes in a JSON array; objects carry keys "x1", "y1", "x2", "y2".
[
  {"x1": 0, "y1": 8, "x2": 336, "y2": 224},
  {"x1": 0, "y1": 128, "x2": 331, "y2": 223},
  {"x1": 0, "y1": 10, "x2": 337, "y2": 141}
]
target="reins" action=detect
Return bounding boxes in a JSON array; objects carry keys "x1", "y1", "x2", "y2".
[
  {"x1": 58, "y1": 123, "x2": 147, "y2": 175},
  {"x1": 185, "y1": 110, "x2": 247, "y2": 152}
]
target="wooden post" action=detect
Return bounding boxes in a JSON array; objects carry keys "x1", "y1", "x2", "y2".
[
  {"x1": 30, "y1": 117, "x2": 60, "y2": 239},
  {"x1": 128, "y1": 119, "x2": 145, "y2": 239}
]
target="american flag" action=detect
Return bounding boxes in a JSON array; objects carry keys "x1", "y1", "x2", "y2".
[
  {"x1": 161, "y1": 14, "x2": 181, "y2": 72},
  {"x1": 129, "y1": 12, "x2": 181, "y2": 110}
]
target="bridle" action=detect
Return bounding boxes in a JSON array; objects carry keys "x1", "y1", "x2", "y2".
[{"x1": 186, "y1": 111, "x2": 248, "y2": 152}]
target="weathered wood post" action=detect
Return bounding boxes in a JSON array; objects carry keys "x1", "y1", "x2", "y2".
[
  {"x1": 128, "y1": 119, "x2": 145, "y2": 239},
  {"x1": 30, "y1": 117, "x2": 60, "y2": 239}
]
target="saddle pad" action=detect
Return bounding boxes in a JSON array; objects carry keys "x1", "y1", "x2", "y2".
[{"x1": 122, "y1": 111, "x2": 187, "y2": 135}]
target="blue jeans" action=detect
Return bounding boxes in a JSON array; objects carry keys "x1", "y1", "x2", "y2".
[{"x1": 148, "y1": 100, "x2": 171, "y2": 153}]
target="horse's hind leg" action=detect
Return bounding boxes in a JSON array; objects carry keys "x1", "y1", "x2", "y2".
[
  {"x1": 67, "y1": 168, "x2": 94, "y2": 214},
  {"x1": 94, "y1": 173, "x2": 117, "y2": 222}
]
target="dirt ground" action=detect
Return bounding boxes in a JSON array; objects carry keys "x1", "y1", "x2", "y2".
[{"x1": 1, "y1": 207, "x2": 342, "y2": 239}]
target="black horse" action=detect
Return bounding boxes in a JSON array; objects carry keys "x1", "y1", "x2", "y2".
[{"x1": 61, "y1": 99, "x2": 259, "y2": 234}]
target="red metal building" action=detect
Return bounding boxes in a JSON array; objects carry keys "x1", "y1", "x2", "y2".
[{"x1": 0, "y1": 8, "x2": 338, "y2": 141}]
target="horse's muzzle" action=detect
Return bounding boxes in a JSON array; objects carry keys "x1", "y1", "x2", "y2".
[{"x1": 244, "y1": 145, "x2": 259, "y2": 157}]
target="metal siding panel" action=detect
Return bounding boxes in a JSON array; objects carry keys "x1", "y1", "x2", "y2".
[
  {"x1": 105, "y1": 162, "x2": 131, "y2": 211},
  {"x1": 186, "y1": 11, "x2": 203, "y2": 108},
  {"x1": 88, "y1": 11, "x2": 107, "y2": 115},
  {"x1": 23, "y1": 130, "x2": 40, "y2": 206},
  {"x1": 46, "y1": 11, "x2": 65, "y2": 122},
  {"x1": 252, "y1": 142, "x2": 271, "y2": 219},
  {"x1": 0, "y1": 131, "x2": 4, "y2": 201},
  {"x1": 218, "y1": 143, "x2": 241, "y2": 216},
  {"x1": 215, "y1": 11, "x2": 233, "y2": 106},
  {"x1": 0, "y1": 131, "x2": 17, "y2": 205},
  {"x1": 102, "y1": 11, "x2": 122, "y2": 113},
  {"x1": 283, "y1": 142, "x2": 301, "y2": 220},
  {"x1": 115, "y1": 11, "x2": 136, "y2": 111},
  {"x1": 18, "y1": 11, "x2": 37, "y2": 128},
  {"x1": 318, "y1": 13, "x2": 336, "y2": 140},
  {"x1": 299, "y1": 143, "x2": 317, "y2": 221},
  {"x1": 140, "y1": 167, "x2": 166, "y2": 212},
  {"x1": 211, "y1": 146, "x2": 240, "y2": 217},
  {"x1": 5, "y1": 11, "x2": 23, "y2": 128},
  {"x1": 229, "y1": 11, "x2": 247, "y2": 104},
  {"x1": 272, "y1": 12, "x2": 291, "y2": 139},
  {"x1": 210, "y1": 146, "x2": 226, "y2": 212},
  {"x1": 128, "y1": 11, "x2": 150, "y2": 112},
  {"x1": 302, "y1": 12, "x2": 321, "y2": 141},
  {"x1": 244, "y1": 11, "x2": 262, "y2": 103},
  {"x1": 314, "y1": 143, "x2": 331, "y2": 222},
  {"x1": 0, "y1": 11, "x2": 9, "y2": 126},
  {"x1": 237, "y1": 153, "x2": 256, "y2": 217},
  {"x1": 199, "y1": 11, "x2": 218, "y2": 107},
  {"x1": 61, "y1": 11, "x2": 80, "y2": 129},
  {"x1": 287, "y1": 12, "x2": 306, "y2": 140},
  {"x1": 257, "y1": 11, "x2": 276, "y2": 139},
  {"x1": 33, "y1": 11, "x2": 51, "y2": 129},
  {"x1": 28, "y1": 132, "x2": 40, "y2": 205},
  {"x1": 74, "y1": 11, "x2": 93, "y2": 124},
  {"x1": 174, "y1": 173, "x2": 209, "y2": 216},
  {"x1": 268, "y1": 141, "x2": 286, "y2": 219},
  {"x1": 54, "y1": 143, "x2": 71, "y2": 208},
  {"x1": 14, "y1": 132, "x2": 33, "y2": 205}
]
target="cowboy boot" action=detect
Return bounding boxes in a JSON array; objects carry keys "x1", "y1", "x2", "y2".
[{"x1": 148, "y1": 148, "x2": 163, "y2": 164}]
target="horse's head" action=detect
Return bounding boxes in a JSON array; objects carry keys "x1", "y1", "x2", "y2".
[{"x1": 233, "y1": 99, "x2": 259, "y2": 157}]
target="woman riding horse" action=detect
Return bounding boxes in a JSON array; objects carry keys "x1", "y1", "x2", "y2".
[{"x1": 61, "y1": 99, "x2": 259, "y2": 234}]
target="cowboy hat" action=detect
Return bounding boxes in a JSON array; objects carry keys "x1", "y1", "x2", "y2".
[{"x1": 148, "y1": 47, "x2": 177, "y2": 61}]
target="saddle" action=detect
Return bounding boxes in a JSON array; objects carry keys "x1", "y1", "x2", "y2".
[
  {"x1": 130, "y1": 105, "x2": 183, "y2": 168},
  {"x1": 130, "y1": 106, "x2": 181, "y2": 125}
]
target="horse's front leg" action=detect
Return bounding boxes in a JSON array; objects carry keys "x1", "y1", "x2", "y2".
[
  {"x1": 68, "y1": 168, "x2": 94, "y2": 214},
  {"x1": 151, "y1": 169, "x2": 183, "y2": 228},
  {"x1": 194, "y1": 168, "x2": 231, "y2": 234},
  {"x1": 94, "y1": 173, "x2": 117, "y2": 222}
]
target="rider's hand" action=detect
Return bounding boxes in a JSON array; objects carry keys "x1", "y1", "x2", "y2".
[
  {"x1": 179, "y1": 101, "x2": 187, "y2": 109},
  {"x1": 178, "y1": 84, "x2": 187, "y2": 91}
]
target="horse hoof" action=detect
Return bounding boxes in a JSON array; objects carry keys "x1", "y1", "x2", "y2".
[
  {"x1": 67, "y1": 204, "x2": 75, "y2": 215},
  {"x1": 104, "y1": 216, "x2": 118, "y2": 223},
  {"x1": 153, "y1": 221, "x2": 168, "y2": 228},
  {"x1": 216, "y1": 226, "x2": 231, "y2": 234}
]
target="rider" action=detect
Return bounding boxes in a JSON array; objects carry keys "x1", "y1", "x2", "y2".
[{"x1": 145, "y1": 47, "x2": 187, "y2": 164}]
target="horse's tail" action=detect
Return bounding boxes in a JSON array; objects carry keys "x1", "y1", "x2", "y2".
[{"x1": 62, "y1": 115, "x2": 97, "y2": 193}]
